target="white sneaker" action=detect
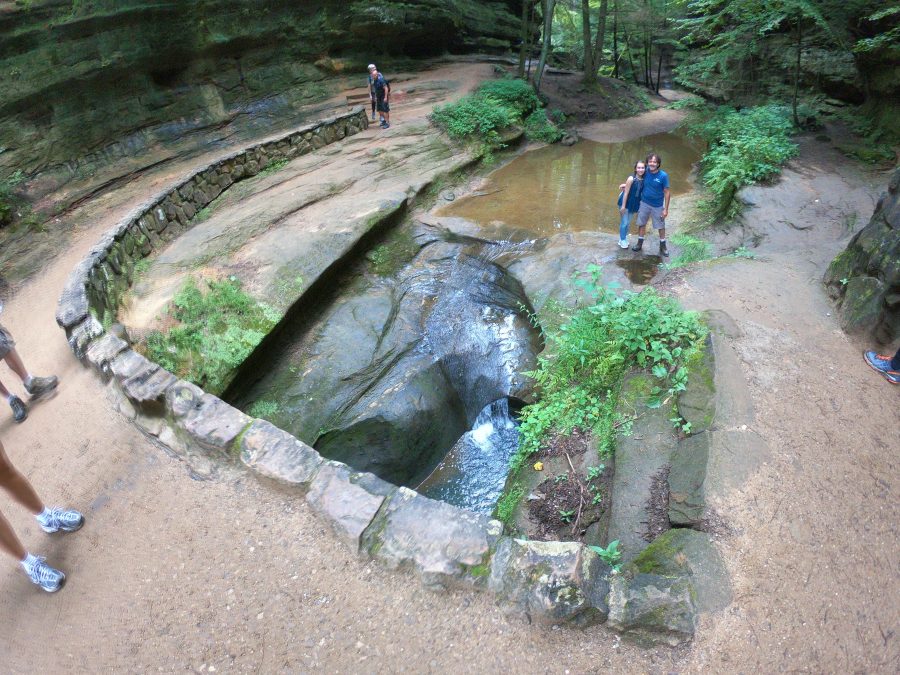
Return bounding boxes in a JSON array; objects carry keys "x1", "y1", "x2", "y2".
[{"x1": 619, "y1": 239, "x2": 629, "y2": 249}]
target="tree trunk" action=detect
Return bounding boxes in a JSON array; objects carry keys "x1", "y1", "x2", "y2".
[
  {"x1": 534, "y1": 0, "x2": 556, "y2": 93},
  {"x1": 581, "y1": 0, "x2": 595, "y2": 83},
  {"x1": 655, "y1": 45, "x2": 663, "y2": 93},
  {"x1": 612, "y1": 1, "x2": 619, "y2": 79},
  {"x1": 518, "y1": 0, "x2": 530, "y2": 78},
  {"x1": 623, "y1": 30, "x2": 639, "y2": 84},
  {"x1": 792, "y1": 16, "x2": 803, "y2": 126},
  {"x1": 591, "y1": 0, "x2": 609, "y2": 73}
]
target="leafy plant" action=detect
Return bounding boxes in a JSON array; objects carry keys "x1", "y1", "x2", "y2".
[
  {"x1": 683, "y1": 103, "x2": 798, "y2": 219},
  {"x1": 589, "y1": 540, "x2": 622, "y2": 567},
  {"x1": 586, "y1": 465, "x2": 605, "y2": 481},
  {"x1": 559, "y1": 509, "x2": 576, "y2": 523},
  {"x1": 141, "y1": 276, "x2": 279, "y2": 394},
  {"x1": 510, "y1": 265, "x2": 707, "y2": 472},
  {"x1": 495, "y1": 482, "x2": 525, "y2": 524},
  {"x1": 431, "y1": 77, "x2": 560, "y2": 152}
]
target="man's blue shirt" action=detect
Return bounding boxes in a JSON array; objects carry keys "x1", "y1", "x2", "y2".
[{"x1": 641, "y1": 169, "x2": 669, "y2": 207}]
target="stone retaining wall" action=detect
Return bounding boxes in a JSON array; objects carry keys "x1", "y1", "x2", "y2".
[{"x1": 54, "y1": 109, "x2": 735, "y2": 642}]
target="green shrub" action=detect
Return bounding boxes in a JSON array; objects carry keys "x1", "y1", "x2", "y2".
[
  {"x1": 511, "y1": 266, "x2": 707, "y2": 470},
  {"x1": 142, "y1": 276, "x2": 279, "y2": 394},
  {"x1": 685, "y1": 104, "x2": 798, "y2": 219},
  {"x1": 430, "y1": 77, "x2": 560, "y2": 150},
  {"x1": 0, "y1": 171, "x2": 25, "y2": 228},
  {"x1": 248, "y1": 399, "x2": 280, "y2": 421},
  {"x1": 524, "y1": 109, "x2": 563, "y2": 143}
]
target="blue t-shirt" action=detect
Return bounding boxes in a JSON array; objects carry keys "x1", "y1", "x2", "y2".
[{"x1": 641, "y1": 169, "x2": 669, "y2": 208}]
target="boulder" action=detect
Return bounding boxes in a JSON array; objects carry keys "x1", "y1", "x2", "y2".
[
  {"x1": 825, "y1": 168, "x2": 900, "y2": 344},
  {"x1": 627, "y1": 528, "x2": 731, "y2": 614},
  {"x1": 361, "y1": 487, "x2": 503, "y2": 589},
  {"x1": 488, "y1": 538, "x2": 611, "y2": 627},
  {"x1": 607, "y1": 572, "x2": 697, "y2": 646}
]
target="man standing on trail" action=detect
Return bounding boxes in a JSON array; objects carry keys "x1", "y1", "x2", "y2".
[
  {"x1": 0, "y1": 437, "x2": 84, "y2": 592},
  {"x1": 631, "y1": 152, "x2": 670, "y2": 257},
  {"x1": 0, "y1": 311, "x2": 58, "y2": 423},
  {"x1": 367, "y1": 64, "x2": 379, "y2": 123},
  {"x1": 371, "y1": 66, "x2": 391, "y2": 129}
]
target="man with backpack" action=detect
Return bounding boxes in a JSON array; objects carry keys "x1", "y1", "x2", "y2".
[{"x1": 370, "y1": 66, "x2": 391, "y2": 129}]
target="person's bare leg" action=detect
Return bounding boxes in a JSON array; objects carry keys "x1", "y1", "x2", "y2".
[
  {"x1": 0, "y1": 509, "x2": 27, "y2": 560},
  {"x1": 3, "y1": 347, "x2": 29, "y2": 383},
  {"x1": 0, "y1": 378, "x2": 10, "y2": 398},
  {"x1": 0, "y1": 439, "x2": 43, "y2": 515}
]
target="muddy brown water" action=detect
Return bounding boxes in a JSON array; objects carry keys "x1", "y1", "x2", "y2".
[{"x1": 439, "y1": 132, "x2": 702, "y2": 236}]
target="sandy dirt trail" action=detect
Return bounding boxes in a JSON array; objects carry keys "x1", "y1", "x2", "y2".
[{"x1": 1, "y1": 63, "x2": 897, "y2": 672}]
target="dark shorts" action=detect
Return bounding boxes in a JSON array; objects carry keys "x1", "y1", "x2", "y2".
[
  {"x1": 0, "y1": 324, "x2": 14, "y2": 359},
  {"x1": 376, "y1": 99, "x2": 390, "y2": 113}
]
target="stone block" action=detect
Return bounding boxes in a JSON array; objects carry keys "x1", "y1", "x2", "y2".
[
  {"x1": 239, "y1": 419, "x2": 323, "y2": 490},
  {"x1": 607, "y1": 573, "x2": 697, "y2": 646},
  {"x1": 668, "y1": 432, "x2": 711, "y2": 526},
  {"x1": 85, "y1": 332, "x2": 128, "y2": 374},
  {"x1": 488, "y1": 539, "x2": 611, "y2": 627},
  {"x1": 677, "y1": 334, "x2": 716, "y2": 434},
  {"x1": 165, "y1": 379, "x2": 205, "y2": 419},
  {"x1": 110, "y1": 349, "x2": 155, "y2": 384},
  {"x1": 56, "y1": 259, "x2": 94, "y2": 328},
  {"x1": 66, "y1": 314, "x2": 104, "y2": 358},
  {"x1": 306, "y1": 462, "x2": 395, "y2": 552},
  {"x1": 120, "y1": 361, "x2": 177, "y2": 416},
  {"x1": 177, "y1": 393, "x2": 251, "y2": 456},
  {"x1": 361, "y1": 487, "x2": 502, "y2": 590}
]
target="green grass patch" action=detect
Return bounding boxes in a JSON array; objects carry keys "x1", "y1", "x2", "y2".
[
  {"x1": 511, "y1": 266, "x2": 707, "y2": 472},
  {"x1": 665, "y1": 234, "x2": 713, "y2": 269},
  {"x1": 141, "y1": 276, "x2": 279, "y2": 394},
  {"x1": 683, "y1": 103, "x2": 798, "y2": 220},
  {"x1": 494, "y1": 482, "x2": 525, "y2": 524},
  {"x1": 247, "y1": 399, "x2": 280, "y2": 422},
  {"x1": 257, "y1": 157, "x2": 290, "y2": 179},
  {"x1": 430, "y1": 77, "x2": 562, "y2": 151}
]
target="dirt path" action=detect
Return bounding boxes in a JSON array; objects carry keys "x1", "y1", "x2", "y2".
[{"x1": 1, "y1": 66, "x2": 897, "y2": 671}]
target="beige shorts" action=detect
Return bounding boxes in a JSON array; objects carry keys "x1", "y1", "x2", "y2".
[{"x1": 0, "y1": 324, "x2": 14, "y2": 359}]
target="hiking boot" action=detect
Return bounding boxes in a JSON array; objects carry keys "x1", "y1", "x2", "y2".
[
  {"x1": 864, "y1": 351, "x2": 900, "y2": 384},
  {"x1": 22, "y1": 555, "x2": 65, "y2": 593},
  {"x1": 9, "y1": 395, "x2": 26, "y2": 423},
  {"x1": 660, "y1": 241, "x2": 669, "y2": 257},
  {"x1": 631, "y1": 239, "x2": 643, "y2": 252},
  {"x1": 38, "y1": 507, "x2": 85, "y2": 534},
  {"x1": 24, "y1": 375, "x2": 58, "y2": 399}
]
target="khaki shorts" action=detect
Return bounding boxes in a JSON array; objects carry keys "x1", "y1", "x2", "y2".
[
  {"x1": 0, "y1": 324, "x2": 14, "y2": 359},
  {"x1": 636, "y1": 202, "x2": 666, "y2": 229}
]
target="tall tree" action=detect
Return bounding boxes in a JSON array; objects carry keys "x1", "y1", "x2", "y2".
[{"x1": 534, "y1": 0, "x2": 558, "y2": 92}]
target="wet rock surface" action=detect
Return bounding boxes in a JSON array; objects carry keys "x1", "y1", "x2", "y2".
[{"x1": 607, "y1": 572, "x2": 697, "y2": 647}]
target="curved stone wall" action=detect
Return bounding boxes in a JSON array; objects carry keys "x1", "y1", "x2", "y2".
[{"x1": 55, "y1": 108, "x2": 725, "y2": 642}]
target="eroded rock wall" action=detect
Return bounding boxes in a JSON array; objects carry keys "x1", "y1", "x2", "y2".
[
  {"x1": 0, "y1": 0, "x2": 518, "y2": 178},
  {"x1": 825, "y1": 167, "x2": 900, "y2": 345}
]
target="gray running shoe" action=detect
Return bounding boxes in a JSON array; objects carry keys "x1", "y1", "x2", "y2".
[
  {"x1": 23, "y1": 556, "x2": 66, "y2": 593},
  {"x1": 24, "y1": 375, "x2": 58, "y2": 399},
  {"x1": 38, "y1": 507, "x2": 85, "y2": 533},
  {"x1": 9, "y1": 395, "x2": 26, "y2": 423}
]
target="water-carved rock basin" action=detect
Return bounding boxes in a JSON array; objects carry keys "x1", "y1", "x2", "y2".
[{"x1": 228, "y1": 223, "x2": 541, "y2": 493}]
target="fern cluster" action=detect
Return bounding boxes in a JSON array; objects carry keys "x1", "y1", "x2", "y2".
[
  {"x1": 512, "y1": 266, "x2": 707, "y2": 471},
  {"x1": 142, "y1": 276, "x2": 279, "y2": 394}
]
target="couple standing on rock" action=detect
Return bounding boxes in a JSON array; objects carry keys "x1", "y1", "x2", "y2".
[
  {"x1": 367, "y1": 64, "x2": 391, "y2": 129},
  {"x1": 617, "y1": 152, "x2": 670, "y2": 257}
]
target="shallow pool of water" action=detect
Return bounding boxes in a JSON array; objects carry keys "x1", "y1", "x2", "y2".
[{"x1": 439, "y1": 132, "x2": 702, "y2": 237}]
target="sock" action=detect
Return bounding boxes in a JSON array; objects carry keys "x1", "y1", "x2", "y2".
[
  {"x1": 24, "y1": 375, "x2": 34, "y2": 388},
  {"x1": 20, "y1": 552, "x2": 38, "y2": 570},
  {"x1": 7, "y1": 393, "x2": 15, "y2": 404},
  {"x1": 637, "y1": 237, "x2": 644, "y2": 242},
  {"x1": 36, "y1": 507, "x2": 53, "y2": 526},
  {"x1": 660, "y1": 239, "x2": 667, "y2": 244}
]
